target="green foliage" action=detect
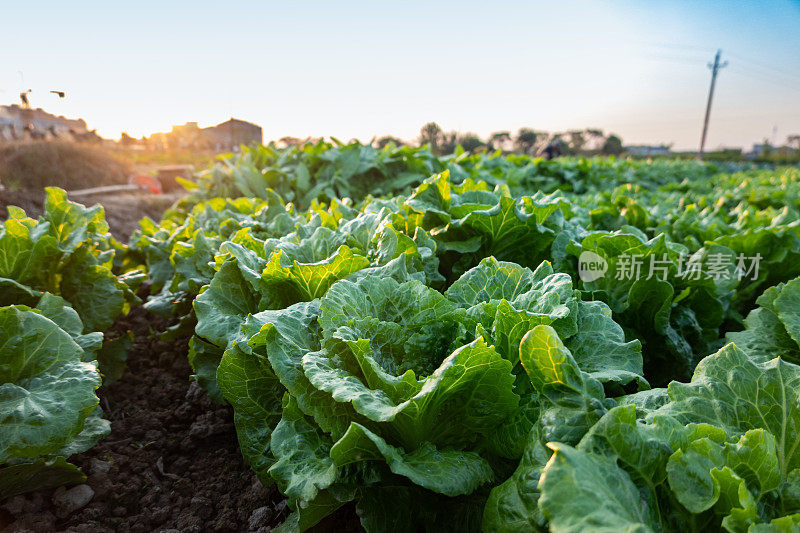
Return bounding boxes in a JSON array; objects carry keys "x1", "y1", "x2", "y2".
[
  {"x1": 487, "y1": 341, "x2": 800, "y2": 532},
  {"x1": 1, "y1": 187, "x2": 141, "y2": 331},
  {"x1": 128, "y1": 140, "x2": 800, "y2": 531},
  {"x1": 0, "y1": 306, "x2": 108, "y2": 498},
  {"x1": 0, "y1": 188, "x2": 140, "y2": 497},
  {"x1": 185, "y1": 139, "x2": 717, "y2": 209}
]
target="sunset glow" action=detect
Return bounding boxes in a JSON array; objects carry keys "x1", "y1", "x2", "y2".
[{"x1": 2, "y1": 0, "x2": 799, "y2": 149}]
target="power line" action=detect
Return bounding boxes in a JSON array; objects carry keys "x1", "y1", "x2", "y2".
[
  {"x1": 728, "y1": 61, "x2": 800, "y2": 89},
  {"x1": 641, "y1": 51, "x2": 800, "y2": 92},
  {"x1": 725, "y1": 51, "x2": 800, "y2": 84},
  {"x1": 644, "y1": 42, "x2": 800, "y2": 74},
  {"x1": 727, "y1": 66, "x2": 800, "y2": 95},
  {"x1": 643, "y1": 42, "x2": 800, "y2": 85},
  {"x1": 639, "y1": 41, "x2": 714, "y2": 54},
  {"x1": 699, "y1": 49, "x2": 727, "y2": 159},
  {"x1": 642, "y1": 53, "x2": 709, "y2": 66}
]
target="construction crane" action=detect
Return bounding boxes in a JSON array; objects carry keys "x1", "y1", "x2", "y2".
[
  {"x1": 1, "y1": 69, "x2": 64, "y2": 108},
  {"x1": 13, "y1": 88, "x2": 67, "y2": 138},
  {"x1": 1, "y1": 71, "x2": 68, "y2": 140},
  {"x1": 19, "y1": 89, "x2": 32, "y2": 108},
  {"x1": 18, "y1": 88, "x2": 67, "y2": 109}
]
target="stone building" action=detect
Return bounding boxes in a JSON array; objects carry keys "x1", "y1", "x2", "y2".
[
  {"x1": 0, "y1": 105, "x2": 88, "y2": 141},
  {"x1": 149, "y1": 118, "x2": 263, "y2": 151},
  {"x1": 204, "y1": 119, "x2": 263, "y2": 151}
]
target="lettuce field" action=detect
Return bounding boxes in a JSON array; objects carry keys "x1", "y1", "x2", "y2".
[{"x1": 3, "y1": 141, "x2": 800, "y2": 532}]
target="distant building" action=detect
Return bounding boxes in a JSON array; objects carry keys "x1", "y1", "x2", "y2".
[
  {"x1": 625, "y1": 144, "x2": 672, "y2": 157},
  {"x1": 745, "y1": 143, "x2": 773, "y2": 159},
  {"x1": 745, "y1": 142, "x2": 798, "y2": 159},
  {"x1": 0, "y1": 105, "x2": 88, "y2": 141},
  {"x1": 149, "y1": 118, "x2": 262, "y2": 152},
  {"x1": 205, "y1": 119, "x2": 263, "y2": 151}
]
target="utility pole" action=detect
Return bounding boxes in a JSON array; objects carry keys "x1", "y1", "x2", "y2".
[{"x1": 698, "y1": 49, "x2": 728, "y2": 160}]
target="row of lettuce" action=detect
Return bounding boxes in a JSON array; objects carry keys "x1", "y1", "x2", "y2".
[
  {"x1": 2, "y1": 151, "x2": 799, "y2": 531},
  {"x1": 185, "y1": 140, "x2": 723, "y2": 208},
  {"x1": 0, "y1": 189, "x2": 142, "y2": 499},
  {"x1": 128, "y1": 159, "x2": 800, "y2": 532}
]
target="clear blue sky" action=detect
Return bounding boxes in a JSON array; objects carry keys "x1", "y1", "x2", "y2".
[{"x1": 2, "y1": 0, "x2": 799, "y2": 150}]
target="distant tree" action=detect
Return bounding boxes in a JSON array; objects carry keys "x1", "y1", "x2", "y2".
[
  {"x1": 376, "y1": 136, "x2": 405, "y2": 149},
  {"x1": 787, "y1": 134, "x2": 800, "y2": 151},
  {"x1": 514, "y1": 128, "x2": 538, "y2": 154},
  {"x1": 761, "y1": 138, "x2": 773, "y2": 157},
  {"x1": 458, "y1": 133, "x2": 486, "y2": 153},
  {"x1": 601, "y1": 134, "x2": 624, "y2": 155},
  {"x1": 438, "y1": 131, "x2": 459, "y2": 155},
  {"x1": 419, "y1": 122, "x2": 443, "y2": 154},
  {"x1": 565, "y1": 130, "x2": 587, "y2": 155},
  {"x1": 278, "y1": 136, "x2": 303, "y2": 147},
  {"x1": 541, "y1": 133, "x2": 566, "y2": 156},
  {"x1": 585, "y1": 129, "x2": 606, "y2": 153},
  {"x1": 119, "y1": 132, "x2": 136, "y2": 146},
  {"x1": 488, "y1": 131, "x2": 512, "y2": 152}
]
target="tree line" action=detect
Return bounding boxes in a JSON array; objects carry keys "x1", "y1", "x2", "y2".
[{"x1": 374, "y1": 123, "x2": 624, "y2": 156}]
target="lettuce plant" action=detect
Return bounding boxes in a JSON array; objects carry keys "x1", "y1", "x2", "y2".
[
  {"x1": 0, "y1": 305, "x2": 108, "y2": 499},
  {"x1": 205, "y1": 252, "x2": 644, "y2": 531},
  {"x1": 0, "y1": 188, "x2": 141, "y2": 497},
  {"x1": 485, "y1": 286, "x2": 800, "y2": 532},
  {"x1": 135, "y1": 156, "x2": 800, "y2": 531}
]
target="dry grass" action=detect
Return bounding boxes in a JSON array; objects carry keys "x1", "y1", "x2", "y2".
[
  {"x1": 0, "y1": 141, "x2": 133, "y2": 191},
  {"x1": 110, "y1": 146, "x2": 220, "y2": 170}
]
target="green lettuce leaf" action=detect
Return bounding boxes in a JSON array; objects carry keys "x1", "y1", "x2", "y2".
[
  {"x1": 0, "y1": 306, "x2": 102, "y2": 462},
  {"x1": 538, "y1": 442, "x2": 660, "y2": 533}
]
